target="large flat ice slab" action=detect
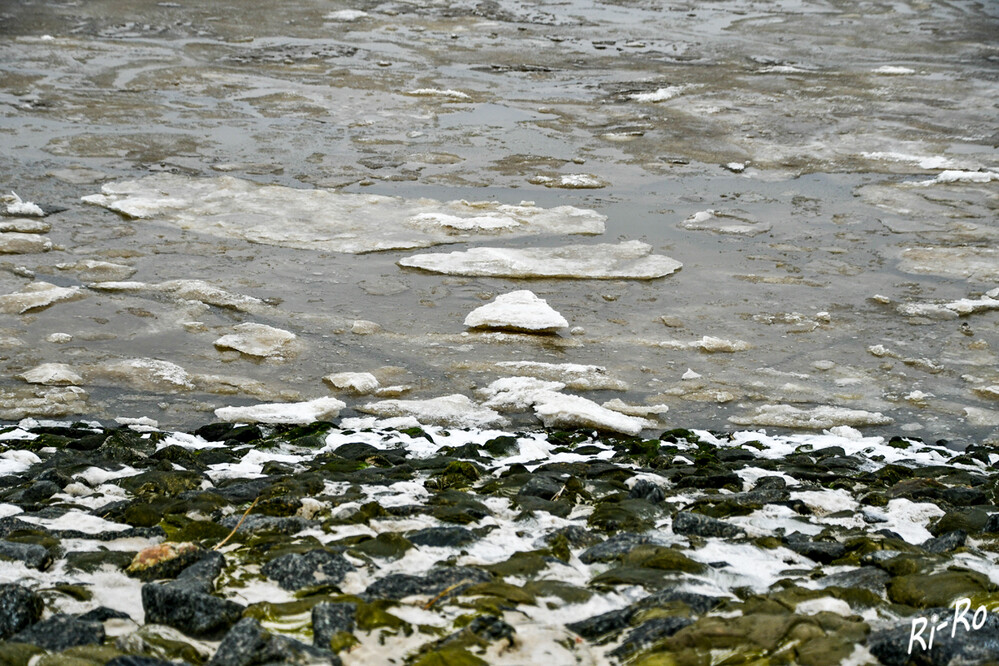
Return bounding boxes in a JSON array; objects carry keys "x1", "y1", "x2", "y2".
[
  {"x1": 214, "y1": 396, "x2": 346, "y2": 424},
  {"x1": 358, "y1": 394, "x2": 506, "y2": 429},
  {"x1": 82, "y1": 174, "x2": 605, "y2": 254},
  {"x1": 399, "y1": 240, "x2": 681, "y2": 279}
]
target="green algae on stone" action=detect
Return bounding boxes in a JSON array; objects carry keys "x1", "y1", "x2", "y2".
[
  {"x1": 888, "y1": 570, "x2": 995, "y2": 608},
  {"x1": 410, "y1": 647, "x2": 489, "y2": 666},
  {"x1": 427, "y1": 461, "x2": 483, "y2": 491},
  {"x1": 38, "y1": 645, "x2": 125, "y2": 665},
  {"x1": 348, "y1": 532, "x2": 414, "y2": 560},
  {"x1": 65, "y1": 549, "x2": 135, "y2": 573},
  {"x1": 620, "y1": 545, "x2": 707, "y2": 575},
  {"x1": 0, "y1": 642, "x2": 46, "y2": 666}
]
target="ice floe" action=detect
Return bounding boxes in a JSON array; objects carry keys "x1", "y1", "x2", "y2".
[
  {"x1": 897, "y1": 288, "x2": 999, "y2": 318},
  {"x1": 916, "y1": 169, "x2": 999, "y2": 185},
  {"x1": 528, "y1": 174, "x2": 607, "y2": 189},
  {"x1": 534, "y1": 393, "x2": 651, "y2": 435},
  {"x1": 679, "y1": 210, "x2": 771, "y2": 236},
  {"x1": 82, "y1": 174, "x2": 605, "y2": 253},
  {"x1": 728, "y1": 404, "x2": 894, "y2": 429},
  {"x1": 214, "y1": 396, "x2": 346, "y2": 425},
  {"x1": 214, "y1": 322, "x2": 296, "y2": 358},
  {"x1": 57, "y1": 260, "x2": 136, "y2": 281},
  {"x1": 0, "y1": 218, "x2": 50, "y2": 233},
  {"x1": 405, "y1": 88, "x2": 470, "y2": 100},
  {"x1": 601, "y1": 399, "x2": 669, "y2": 418},
  {"x1": 0, "y1": 232, "x2": 52, "y2": 254},
  {"x1": 324, "y1": 371, "x2": 380, "y2": 394},
  {"x1": 871, "y1": 65, "x2": 915, "y2": 75},
  {"x1": 491, "y1": 361, "x2": 629, "y2": 391},
  {"x1": 96, "y1": 358, "x2": 194, "y2": 391},
  {"x1": 91, "y1": 279, "x2": 263, "y2": 311},
  {"x1": 358, "y1": 394, "x2": 506, "y2": 429},
  {"x1": 464, "y1": 290, "x2": 568, "y2": 333},
  {"x1": 16, "y1": 363, "x2": 83, "y2": 386},
  {"x1": 658, "y1": 335, "x2": 751, "y2": 352},
  {"x1": 478, "y1": 377, "x2": 567, "y2": 411},
  {"x1": 0, "y1": 386, "x2": 88, "y2": 420},
  {"x1": 629, "y1": 86, "x2": 685, "y2": 102},
  {"x1": 324, "y1": 9, "x2": 369, "y2": 21},
  {"x1": 895, "y1": 247, "x2": 999, "y2": 281},
  {"x1": 399, "y1": 240, "x2": 682, "y2": 279},
  {"x1": 0, "y1": 281, "x2": 83, "y2": 314}
]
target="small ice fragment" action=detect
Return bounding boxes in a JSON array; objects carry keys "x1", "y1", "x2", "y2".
[
  {"x1": 872, "y1": 65, "x2": 915, "y2": 75},
  {"x1": 214, "y1": 323, "x2": 296, "y2": 358},
  {"x1": 724, "y1": 162, "x2": 746, "y2": 173},
  {"x1": 351, "y1": 320, "x2": 382, "y2": 335},
  {"x1": 629, "y1": 86, "x2": 685, "y2": 102},
  {"x1": 478, "y1": 377, "x2": 566, "y2": 411},
  {"x1": 917, "y1": 170, "x2": 999, "y2": 185},
  {"x1": 406, "y1": 88, "x2": 470, "y2": 100},
  {"x1": 47, "y1": 333, "x2": 72, "y2": 344},
  {"x1": 681, "y1": 368, "x2": 702, "y2": 380},
  {"x1": 601, "y1": 399, "x2": 669, "y2": 418},
  {"x1": 115, "y1": 416, "x2": 159, "y2": 429},
  {"x1": 16, "y1": 363, "x2": 83, "y2": 386},
  {"x1": 214, "y1": 396, "x2": 345, "y2": 425},
  {"x1": 729, "y1": 404, "x2": 893, "y2": 428},
  {"x1": 0, "y1": 232, "x2": 52, "y2": 254},
  {"x1": 533, "y1": 393, "x2": 649, "y2": 435},
  {"x1": 324, "y1": 9, "x2": 369, "y2": 21},
  {"x1": 324, "y1": 372, "x2": 380, "y2": 394},
  {"x1": 0, "y1": 281, "x2": 83, "y2": 314},
  {"x1": 4, "y1": 192, "x2": 44, "y2": 217},
  {"x1": 464, "y1": 290, "x2": 568, "y2": 333}
]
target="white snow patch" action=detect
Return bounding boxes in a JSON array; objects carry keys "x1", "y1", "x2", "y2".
[
  {"x1": 4, "y1": 191, "x2": 44, "y2": 216},
  {"x1": 533, "y1": 393, "x2": 650, "y2": 435},
  {"x1": 872, "y1": 65, "x2": 915, "y2": 75},
  {"x1": 491, "y1": 361, "x2": 629, "y2": 391},
  {"x1": 916, "y1": 170, "x2": 999, "y2": 185},
  {"x1": 862, "y1": 499, "x2": 944, "y2": 544},
  {"x1": 464, "y1": 290, "x2": 568, "y2": 333},
  {"x1": 406, "y1": 88, "x2": 471, "y2": 100},
  {"x1": 681, "y1": 368, "x2": 702, "y2": 380},
  {"x1": 478, "y1": 377, "x2": 566, "y2": 411},
  {"x1": 795, "y1": 597, "x2": 854, "y2": 616},
  {"x1": 324, "y1": 9, "x2": 369, "y2": 21}
]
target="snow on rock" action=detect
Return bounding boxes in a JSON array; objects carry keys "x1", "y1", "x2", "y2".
[
  {"x1": 214, "y1": 322, "x2": 296, "y2": 358},
  {"x1": 681, "y1": 369, "x2": 702, "y2": 380},
  {"x1": 215, "y1": 396, "x2": 346, "y2": 425},
  {"x1": 478, "y1": 377, "x2": 567, "y2": 411},
  {"x1": 0, "y1": 232, "x2": 52, "y2": 254},
  {"x1": 324, "y1": 372, "x2": 381, "y2": 394},
  {"x1": 57, "y1": 259, "x2": 135, "y2": 281},
  {"x1": 358, "y1": 394, "x2": 507, "y2": 429},
  {"x1": 398, "y1": 241, "x2": 682, "y2": 280},
  {"x1": 3, "y1": 192, "x2": 44, "y2": 216},
  {"x1": 82, "y1": 174, "x2": 605, "y2": 254},
  {"x1": 17, "y1": 363, "x2": 83, "y2": 386},
  {"x1": 0, "y1": 281, "x2": 83, "y2": 314},
  {"x1": 533, "y1": 393, "x2": 649, "y2": 435},
  {"x1": 464, "y1": 291, "x2": 568, "y2": 333},
  {"x1": 729, "y1": 404, "x2": 894, "y2": 429},
  {"x1": 324, "y1": 9, "x2": 369, "y2": 21},
  {"x1": 492, "y1": 361, "x2": 628, "y2": 391},
  {"x1": 98, "y1": 358, "x2": 195, "y2": 391}
]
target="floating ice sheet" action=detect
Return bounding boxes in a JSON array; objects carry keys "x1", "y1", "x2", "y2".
[
  {"x1": 533, "y1": 393, "x2": 650, "y2": 435},
  {"x1": 82, "y1": 174, "x2": 606, "y2": 253},
  {"x1": 91, "y1": 279, "x2": 263, "y2": 311},
  {"x1": 0, "y1": 232, "x2": 51, "y2": 254},
  {"x1": 214, "y1": 322, "x2": 296, "y2": 358},
  {"x1": 358, "y1": 394, "x2": 506, "y2": 429},
  {"x1": 0, "y1": 281, "x2": 83, "y2": 314},
  {"x1": 728, "y1": 404, "x2": 893, "y2": 429},
  {"x1": 214, "y1": 396, "x2": 346, "y2": 424},
  {"x1": 399, "y1": 240, "x2": 681, "y2": 279}
]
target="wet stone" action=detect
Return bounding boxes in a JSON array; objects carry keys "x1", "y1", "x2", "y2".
[
  {"x1": 782, "y1": 535, "x2": 847, "y2": 563},
  {"x1": 365, "y1": 566, "x2": 492, "y2": 600},
  {"x1": 922, "y1": 529, "x2": 967, "y2": 554},
  {"x1": 816, "y1": 566, "x2": 890, "y2": 593},
  {"x1": 672, "y1": 510, "x2": 746, "y2": 539},
  {"x1": 407, "y1": 526, "x2": 478, "y2": 548},
  {"x1": 609, "y1": 616, "x2": 695, "y2": 659},
  {"x1": 208, "y1": 617, "x2": 341, "y2": 666},
  {"x1": 0, "y1": 583, "x2": 44, "y2": 639},
  {"x1": 0, "y1": 539, "x2": 52, "y2": 570},
  {"x1": 628, "y1": 478, "x2": 666, "y2": 503},
  {"x1": 579, "y1": 533, "x2": 656, "y2": 564},
  {"x1": 566, "y1": 607, "x2": 635, "y2": 640},
  {"x1": 312, "y1": 602, "x2": 356, "y2": 649},
  {"x1": 218, "y1": 514, "x2": 314, "y2": 535},
  {"x1": 261, "y1": 549, "x2": 355, "y2": 591},
  {"x1": 141, "y1": 581, "x2": 245, "y2": 638},
  {"x1": 11, "y1": 613, "x2": 104, "y2": 651},
  {"x1": 867, "y1": 611, "x2": 999, "y2": 666}
]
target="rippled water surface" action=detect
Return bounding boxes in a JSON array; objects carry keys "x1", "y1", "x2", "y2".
[{"x1": 1, "y1": 0, "x2": 998, "y2": 442}]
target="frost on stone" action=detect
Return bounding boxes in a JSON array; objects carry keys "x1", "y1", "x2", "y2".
[
  {"x1": 729, "y1": 404, "x2": 894, "y2": 429},
  {"x1": 0, "y1": 386, "x2": 88, "y2": 420},
  {"x1": 490, "y1": 361, "x2": 628, "y2": 391},
  {"x1": 97, "y1": 358, "x2": 195, "y2": 391},
  {"x1": 215, "y1": 396, "x2": 346, "y2": 425},
  {"x1": 214, "y1": 323, "x2": 296, "y2": 358},
  {"x1": 0, "y1": 282, "x2": 83, "y2": 314},
  {"x1": 464, "y1": 291, "x2": 568, "y2": 333},
  {"x1": 658, "y1": 336, "x2": 751, "y2": 352},
  {"x1": 679, "y1": 210, "x2": 771, "y2": 236},
  {"x1": 324, "y1": 372, "x2": 380, "y2": 394},
  {"x1": 399, "y1": 241, "x2": 681, "y2": 280},
  {"x1": 477, "y1": 377, "x2": 567, "y2": 411},
  {"x1": 82, "y1": 174, "x2": 605, "y2": 254},
  {"x1": 533, "y1": 393, "x2": 650, "y2": 435},
  {"x1": 358, "y1": 394, "x2": 507, "y2": 429},
  {"x1": 3, "y1": 192, "x2": 44, "y2": 217},
  {"x1": 17, "y1": 363, "x2": 83, "y2": 386},
  {"x1": 0, "y1": 232, "x2": 52, "y2": 254}
]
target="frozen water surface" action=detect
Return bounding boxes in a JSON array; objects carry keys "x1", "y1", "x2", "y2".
[{"x1": 0, "y1": 0, "x2": 996, "y2": 445}]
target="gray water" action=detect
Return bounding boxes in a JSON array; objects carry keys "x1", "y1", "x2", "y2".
[{"x1": 2, "y1": 0, "x2": 998, "y2": 444}]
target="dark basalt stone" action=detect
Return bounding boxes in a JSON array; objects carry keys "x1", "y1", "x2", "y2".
[
  {"x1": 406, "y1": 526, "x2": 478, "y2": 548},
  {"x1": 867, "y1": 611, "x2": 999, "y2": 666},
  {"x1": 628, "y1": 479, "x2": 666, "y2": 503},
  {"x1": 208, "y1": 617, "x2": 341, "y2": 666},
  {"x1": 517, "y1": 474, "x2": 564, "y2": 501},
  {"x1": 364, "y1": 566, "x2": 492, "y2": 599},
  {"x1": 782, "y1": 536, "x2": 847, "y2": 563},
  {"x1": 0, "y1": 539, "x2": 52, "y2": 570},
  {"x1": 262, "y1": 549, "x2": 355, "y2": 591},
  {"x1": 815, "y1": 566, "x2": 890, "y2": 593},
  {"x1": 566, "y1": 607, "x2": 635, "y2": 640},
  {"x1": 142, "y1": 582, "x2": 245, "y2": 638},
  {"x1": 0, "y1": 583, "x2": 44, "y2": 639},
  {"x1": 579, "y1": 533, "x2": 656, "y2": 564},
  {"x1": 609, "y1": 616, "x2": 695, "y2": 659},
  {"x1": 672, "y1": 511, "x2": 745, "y2": 539},
  {"x1": 922, "y1": 529, "x2": 967, "y2": 554},
  {"x1": 79, "y1": 606, "x2": 132, "y2": 622},
  {"x1": 107, "y1": 657, "x2": 178, "y2": 666},
  {"x1": 21, "y1": 480, "x2": 60, "y2": 503},
  {"x1": 11, "y1": 612, "x2": 104, "y2": 651},
  {"x1": 218, "y1": 514, "x2": 314, "y2": 535},
  {"x1": 312, "y1": 602, "x2": 356, "y2": 648}
]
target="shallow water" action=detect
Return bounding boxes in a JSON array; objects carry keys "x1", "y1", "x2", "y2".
[{"x1": 1, "y1": 0, "x2": 998, "y2": 443}]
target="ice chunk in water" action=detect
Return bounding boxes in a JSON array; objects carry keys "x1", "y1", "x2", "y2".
[
  {"x1": 478, "y1": 377, "x2": 566, "y2": 411},
  {"x1": 0, "y1": 232, "x2": 51, "y2": 254},
  {"x1": 399, "y1": 241, "x2": 681, "y2": 279},
  {"x1": 358, "y1": 394, "x2": 507, "y2": 429},
  {"x1": 82, "y1": 174, "x2": 605, "y2": 253},
  {"x1": 214, "y1": 323, "x2": 296, "y2": 358},
  {"x1": 324, "y1": 372, "x2": 380, "y2": 394},
  {"x1": 215, "y1": 396, "x2": 345, "y2": 424},
  {"x1": 464, "y1": 290, "x2": 568, "y2": 333},
  {"x1": 17, "y1": 363, "x2": 83, "y2": 386},
  {"x1": 490, "y1": 361, "x2": 628, "y2": 391},
  {"x1": 0, "y1": 281, "x2": 83, "y2": 314},
  {"x1": 3, "y1": 192, "x2": 44, "y2": 217},
  {"x1": 729, "y1": 404, "x2": 893, "y2": 429},
  {"x1": 533, "y1": 393, "x2": 650, "y2": 435}
]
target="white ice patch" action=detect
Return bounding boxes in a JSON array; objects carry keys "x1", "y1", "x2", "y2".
[
  {"x1": 795, "y1": 597, "x2": 854, "y2": 616},
  {"x1": 399, "y1": 240, "x2": 681, "y2": 280},
  {"x1": 872, "y1": 66, "x2": 915, "y2": 75},
  {"x1": 0, "y1": 449, "x2": 41, "y2": 476},
  {"x1": 791, "y1": 489, "x2": 858, "y2": 515},
  {"x1": 207, "y1": 448, "x2": 304, "y2": 481},
  {"x1": 214, "y1": 322, "x2": 296, "y2": 358},
  {"x1": 533, "y1": 393, "x2": 650, "y2": 436},
  {"x1": 97, "y1": 358, "x2": 194, "y2": 391},
  {"x1": 4, "y1": 191, "x2": 44, "y2": 216},
  {"x1": 658, "y1": 335, "x2": 751, "y2": 352},
  {"x1": 324, "y1": 371, "x2": 380, "y2": 394},
  {"x1": 688, "y1": 541, "x2": 812, "y2": 593},
  {"x1": 324, "y1": 9, "x2": 369, "y2": 21},
  {"x1": 358, "y1": 394, "x2": 506, "y2": 429},
  {"x1": 464, "y1": 290, "x2": 568, "y2": 333},
  {"x1": 214, "y1": 396, "x2": 345, "y2": 425},
  {"x1": 862, "y1": 499, "x2": 944, "y2": 544},
  {"x1": 407, "y1": 212, "x2": 516, "y2": 230},
  {"x1": 91, "y1": 279, "x2": 263, "y2": 311},
  {"x1": 680, "y1": 209, "x2": 771, "y2": 236},
  {"x1": 0, "y1": 281, "x2": 83, "y2": 314},
  {"x1": 478, "y1": 377, "x2": 567, "y2": 411},
  {"x1": 729, "y1": 404, "x2": 893, "y2": 429},
  {"x1": 491, "y1": 361, "x2": 629, "y2": 391},
  {"x1": 529, "y1": 173, "x2": 607, "y2": 189},
  {"x1": 600, "y1": 399, "x2": 669, "y2": 418},
  {"x1": 83, "y1": 174, "x2": 605, "y2": 254},
  {"x1": 0, "y1": 232, "x2": 52, "y2": 254},
  {"x1": 630, "y1": 85, "x2": 685, "y2": 102},
  {"x1": 916, "y1": 170, "x2": 999, "y2": 185},
  {"x1": 20, "y1": 510, "x2": 129, "y2": 534},
  {"x1": 16, "y1": 363, "x2": 83, "y2": 386},
  {"x1": 862, "y1": 152, "x2": 953, "y2": 169}
]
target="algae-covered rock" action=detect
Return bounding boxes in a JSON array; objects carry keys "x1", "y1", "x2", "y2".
[
  {"x1": 887, "y1": 570, "x2": 995, "y2": 608},
  {"x1": 365, "y1": 567, "x2": 492, "y2": 600},
  {"x1": 671, "y1": 511, "x2": 745, "y2": 539}
]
